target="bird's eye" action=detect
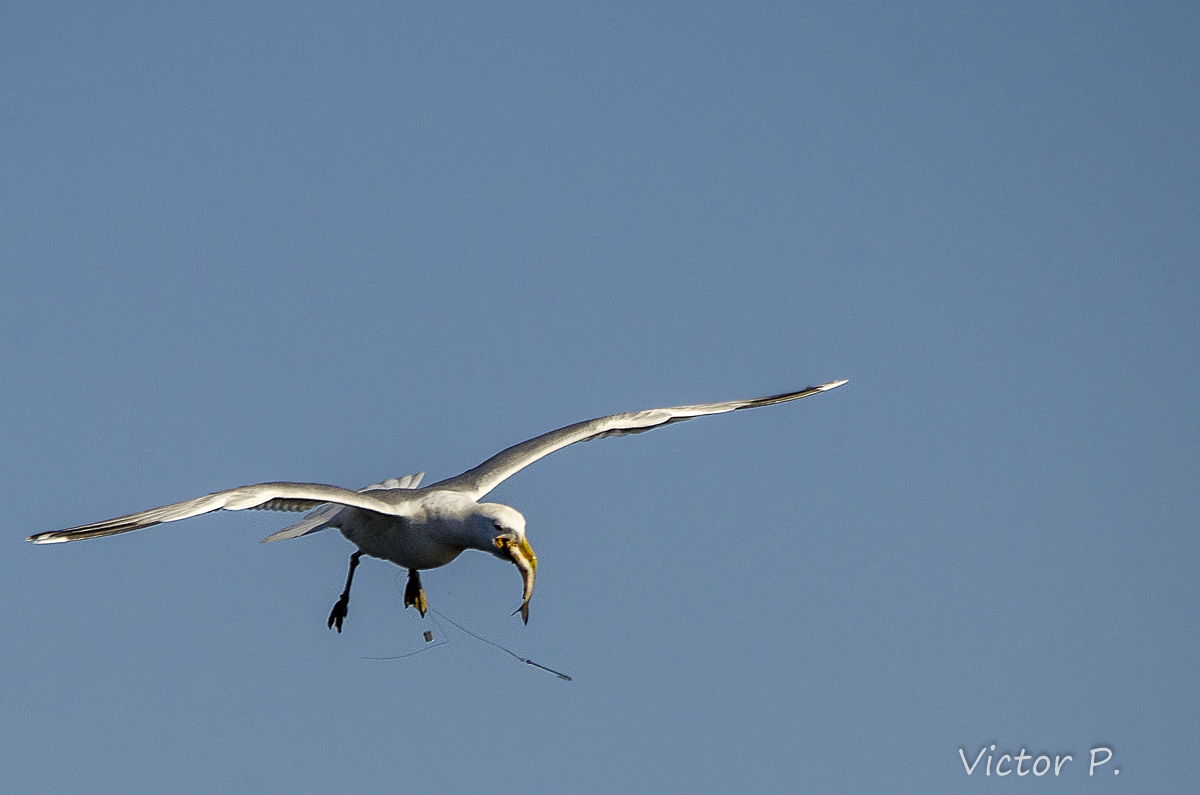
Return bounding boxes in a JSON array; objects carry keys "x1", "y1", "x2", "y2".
[{"x1": 493, "y1": 536, "x2": 507, "y2": 550}]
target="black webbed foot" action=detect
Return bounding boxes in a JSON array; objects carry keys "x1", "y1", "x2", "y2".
[
  {"x1": 327, "y1": 595, "x2": 350, "y2": 632},
  {"x1": 328, "y1": 551, "x2": 362, "y2": 633},
  {"x1": 404, "y1": 569, "x2": 428, "y2": 617}
]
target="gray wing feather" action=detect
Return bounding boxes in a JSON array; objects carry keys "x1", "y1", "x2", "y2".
[
  {"x1": 429, "y1": 380, "x2": 847, "y2": 500},
  {"x1": 259, "y1": 503, "x2": 346, "y2": 544},
  {"x1": 260, "y1": 472, "x2": 426, "y2": 543},
  {"x1": 28, "y1": 482, "x2": 403, "y2": 544},
  {"x1": 363, "y1": 472, "x2": 424, "y2": 491}
]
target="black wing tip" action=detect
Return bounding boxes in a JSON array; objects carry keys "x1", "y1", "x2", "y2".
[
  {"x1": 798, "y1": 378, "x2": 848, "y2": 393},
  {"x1": 28, "y1": 518, "x2": 160, "y2": 544},
  {"x1": 742, "y1": 378, "x2": 849, "y2": 409}
]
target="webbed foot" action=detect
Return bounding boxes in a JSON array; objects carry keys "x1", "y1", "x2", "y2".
[
  {"x1": 327, "y1": 595, "x2": 350, "y2": 632},
  {"x1": 404, "y1": 569, "x2": 428, "y2": 617},
  {"x1": 328, "y1": 551, "x2": 362, "y2": 633}
]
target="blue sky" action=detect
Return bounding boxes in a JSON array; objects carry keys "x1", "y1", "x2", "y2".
[{"x1": 2, "y1": 2, "x2": 1197, "y2": 792}]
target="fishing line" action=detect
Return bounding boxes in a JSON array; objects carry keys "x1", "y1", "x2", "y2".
[
  {"x1": 362, "y1": 607, "x2": 452, "y2": 661},
  {"x1": 363, "y1": 574, "x2": 572, "y2": 681},
  {"x1": 362, "y1": 578, "x2": 455, "y2": 661},
  {"x1": 428, "y1": 607, "x2": 572, "y2": 681},
  {"x1": 362, "y1": 637, "x2": 448, "y2": 662}
]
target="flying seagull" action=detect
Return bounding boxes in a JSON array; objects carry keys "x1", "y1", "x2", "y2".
[{"x1": 29, "y1": 379, "x2": 847, "y2": 630}]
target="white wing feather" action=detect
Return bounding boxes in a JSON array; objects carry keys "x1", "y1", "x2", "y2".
[
  {"x1": 430, "y1": 380, "x2": 847, "y2": 500},
  {"x1": 28, "y1": 482, "x2": 406, "y2": 544}
]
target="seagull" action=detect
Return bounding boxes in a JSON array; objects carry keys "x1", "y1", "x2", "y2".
[{"x1": 29, "y1": 379, "x2": 847, "y2": 630}]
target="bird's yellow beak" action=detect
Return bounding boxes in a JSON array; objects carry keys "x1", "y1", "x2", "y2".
[{"x1": 508, "y1": 537, "x2": 537, "y2": 624}]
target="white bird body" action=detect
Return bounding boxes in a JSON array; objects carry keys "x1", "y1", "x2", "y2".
[
  {"x1": 331, "y1": 490, "x2": 523, "y2": 572},
  {"x1": 29, "y1": 379, "x2": 847, "y2": 628}
]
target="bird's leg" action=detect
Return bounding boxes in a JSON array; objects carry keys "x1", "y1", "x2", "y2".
[
  {"x1": 404, "y1": 568, "x2": 428, "y2": 617},
  {"x1": 327, "y1": 551, "x2": 363, "y2": 633}
]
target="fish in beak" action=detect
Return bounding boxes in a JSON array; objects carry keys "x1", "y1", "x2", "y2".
[{"x1": 506, "y1": 537, "x2": 537, "y2": 624}]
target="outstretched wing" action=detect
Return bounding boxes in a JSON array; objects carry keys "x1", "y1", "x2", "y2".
[
  {"x1": 430, "y1": 379, "x2": 848, "y2": 500},
  {"x1": 260, "y1": 471, "x2": 425, "y2": 543},
  {"x1": 28, "y1": 482, "x2": 404, "y2": 544}
]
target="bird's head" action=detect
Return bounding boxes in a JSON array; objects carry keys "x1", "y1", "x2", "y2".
[{"x1": 473, "y1": 503, "x2": 537, "y2": 624}]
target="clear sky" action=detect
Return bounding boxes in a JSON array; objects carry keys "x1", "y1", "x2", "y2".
[{"x1": 3, "y1": 2, "x2": 1197, "y2": 792}]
